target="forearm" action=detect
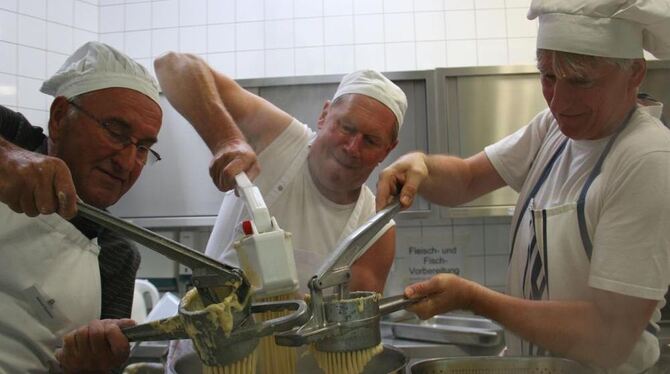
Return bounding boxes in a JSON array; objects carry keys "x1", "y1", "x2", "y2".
[
  {"x1": 349, "y1": 267, "x2": 385, "y2": 293},
  {"x1": 420, "y1": 152, "x2": 505, "y2": 207},
  {"x1": 154, "y1": 52, "x2": 244, "y2": 153},
  {"x1": 0, "y1": 135, "x2": 17, "y2": 188},
  {"x1": 470, "y1": 285, "x2": 651, "y2": 368},
  {"x1": 0, "y1": 133, "x2": 19, "y2": 155},
  {"x1": 350, "y1": 229, "x2": 395, "y2": 293}
]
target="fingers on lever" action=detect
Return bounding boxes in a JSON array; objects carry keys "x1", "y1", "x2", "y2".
[
  {"x1": 54, "y1": 166, "x2": 76, "y2": 219},
  {"x1": 400, "y1": 176, "x2": 421, "y2": 208}
]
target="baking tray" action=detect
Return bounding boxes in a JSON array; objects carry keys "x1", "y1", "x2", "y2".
[
  {"x1": 381, "y1": 314, "x2": 503, "y2": 347},
  {"x1": 410, "y1": 356, "x2": 590, "y2": 374}
]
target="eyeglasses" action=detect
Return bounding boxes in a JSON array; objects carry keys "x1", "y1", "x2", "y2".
[{"x1": 68, "y1": 100, "x2": 161, "y2": 165}]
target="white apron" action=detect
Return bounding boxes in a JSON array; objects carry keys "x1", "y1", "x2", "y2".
[
  {"x1": 0, "y1": 204, "x2": 101, "y2": 373},
  {"x1": 505, "y1": 110, "x2": 659, "y2": 373}
]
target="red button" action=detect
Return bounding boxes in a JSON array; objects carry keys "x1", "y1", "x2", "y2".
[{"x1": 242, "y1": 220, "x2": 253, "y2": 235}]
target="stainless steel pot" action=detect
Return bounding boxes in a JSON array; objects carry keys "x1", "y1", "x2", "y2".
[
  {"x1": 173, "y1": 344, "x2": 408, "y2": 374},
  {"x1": 410, "y1": 356, "x2": 589, "y2": 374}
]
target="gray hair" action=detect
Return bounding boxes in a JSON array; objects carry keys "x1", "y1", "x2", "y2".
[
  {"x1": 536, "y1": 49, "x2": 635, "y2": 79},
  {"x1": 65, "y1": 95, "x2": 82, "y2": 120}
]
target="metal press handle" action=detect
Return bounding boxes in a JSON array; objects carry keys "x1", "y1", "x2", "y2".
[
  {"x1": 249, "y1": 300, "x2": 310, "y2": 336},
  {"x1": 76, "y1": 201, "x2": 241, "y2": 280},
  {"x1": 313, "y1": 198, "x2": 402, "y2": 290},
  {"x1": 122, "y1": 316, "x2": 188, "y2": 342},
  {"x1": 378, "y1": 294, "x2": 424, "y2": 315}
]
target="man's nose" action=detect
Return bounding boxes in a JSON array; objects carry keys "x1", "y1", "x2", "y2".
[
  {"x1": 112, "y1": 144, "x2": 139, "y2": 171},
  {"x1": 549, "y1": 79, "x2": 573, "y2": 112},
  {"x1": 343, "y1": 134, "x2": 363, "y2": 157}
]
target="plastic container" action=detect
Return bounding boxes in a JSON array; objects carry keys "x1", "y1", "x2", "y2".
[{"x1": 131, "y1": 279, "x2": 160, "y2": 323}]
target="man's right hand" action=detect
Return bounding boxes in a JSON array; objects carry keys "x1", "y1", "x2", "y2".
[
  {"x1": 0, "y1": 144, "x2": 77, "y2": 219},
  {"x1": 55, "y1": 318, "x2": 135, "y2": 373},
  {"x1": 375, "y1": 152, "x2": 429, "y2": 211},
  {"x1": 404, "y1": 273, "x2": 477, "y2": 320},
  {"x1": 209, "y1": 138, "x2": 260, "y2": 191}
]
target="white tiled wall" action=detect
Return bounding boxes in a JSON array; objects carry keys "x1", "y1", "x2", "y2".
[
  {"x1": 0, "y1": 0, "x2": 535, "y2": 292},
  {"x1": 97, "y1": 0, "x2": 536, "y2": 80},
  {"x1": 387, "y1": 217, "x2": 512, "y2": 295},
  {"x1": 0, "y1": 0, "x2": 97, "y2": 128},
  {"x1": 0, "y1": 0, "x2": 537, "y2": 125}
]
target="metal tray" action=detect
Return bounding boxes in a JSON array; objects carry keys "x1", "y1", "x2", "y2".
[
  {"x1": 410, "y1": 356, "x2": 590, "y2": 374},
  {"x1": 381, "y1": 314, "x2": 503, "y2": 347}
]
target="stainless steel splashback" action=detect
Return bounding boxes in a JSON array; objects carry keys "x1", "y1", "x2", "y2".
[
  {"x1": 437, "y1": 65, "x2": 547, "y2": 218},
  {"x1": 110, "y1": 62, "x2": 670, "y2": 226}
]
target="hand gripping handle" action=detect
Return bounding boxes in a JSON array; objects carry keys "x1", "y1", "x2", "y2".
[{"x1": 235, "y1": 172, "x2": 272, "y2": 233}]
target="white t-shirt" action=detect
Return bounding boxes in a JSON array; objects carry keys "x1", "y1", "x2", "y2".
[
  {"x1": 485, "y1": 106, "x2": 670, "y2": 372},
  {"x1": 205, "y1": 118, "x2": 383, "y2": 293}
]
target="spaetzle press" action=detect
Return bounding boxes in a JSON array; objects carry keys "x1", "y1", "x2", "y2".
[
  {"x1": 274, "y1": 199, "x2": 417, "y2": 353},
  {"x1": 76, "y1": 201, "x2": 309, "y2": 367}
]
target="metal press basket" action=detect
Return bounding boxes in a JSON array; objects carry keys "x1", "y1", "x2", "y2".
[{"x1": 410, "y1": 356, "x2": 590, "y2": 374}]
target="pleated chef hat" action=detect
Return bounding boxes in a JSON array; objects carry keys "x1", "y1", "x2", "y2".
[
  {"x1": 41, "y1": 41, "x2": 160, "y2": 105},
  {"x1": 332, "y1": 69, "x2": 408, "y2": 130},
  {"x1": 528, "y1": 0, "x2": 670, "y2": 60}
]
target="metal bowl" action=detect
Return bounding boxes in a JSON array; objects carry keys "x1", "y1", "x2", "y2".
[
  {"x1": 410, "y1": 356, "x2": 590, "y2": 374},
  {"x1": 174, "y1": 344, "x2": 407, "y2": 373}
]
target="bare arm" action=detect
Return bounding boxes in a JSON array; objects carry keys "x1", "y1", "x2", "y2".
[
  {"x1": 376, "y1": 151, "x2": 506, "y2": 210},
  {"x1": 153, "y1": 52, "x2": 293, "y2": 189},
  {"x1": 406, "y1": 274, "x2": 657, "y2": 369},
  {"x1": 349, "y1": 227, "x2": 395, "y2": 293}
]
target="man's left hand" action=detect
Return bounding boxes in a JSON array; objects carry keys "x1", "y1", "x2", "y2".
[{"x1": 55, "y1": 319, "x2": 135, "y2": 373}]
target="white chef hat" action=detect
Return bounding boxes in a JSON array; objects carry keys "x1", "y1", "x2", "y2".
[
  {"x1": 41, "y1": 41, "x2": 160, "y2": 105},
  {"x1": 528, "y1": 0, "x2": 670, "y2": 60},
  {"x1": 332, "y1": 69, "x2": 408, "y2": 130}
]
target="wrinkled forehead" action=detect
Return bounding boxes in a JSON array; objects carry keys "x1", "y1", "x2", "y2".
[{"x1": 76, "y1": 88, "x2": 163, "y2": 136}]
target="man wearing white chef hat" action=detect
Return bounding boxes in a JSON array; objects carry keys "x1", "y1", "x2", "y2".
[
  {"x1": 0, "y1": 41, "x2": 162, "y2": 372},
  {"x1": 377, "y1": 0, "x2": 670, "y2": 373},
  {"x1": 154, "y1": 53, "x2": 406, "y2": 372}
]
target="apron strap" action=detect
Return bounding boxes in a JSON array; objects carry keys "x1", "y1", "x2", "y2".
[
  {"x1": 509, "y1": 140, "x2": 568, "y2": 262},
  {"x1": 576, "y1": 108, "x2": 637, "y2": 260}
]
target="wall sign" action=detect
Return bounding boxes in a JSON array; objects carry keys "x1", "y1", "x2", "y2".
[{"x1": 385, "y1": 227, "x2": 473, "y2": 295}]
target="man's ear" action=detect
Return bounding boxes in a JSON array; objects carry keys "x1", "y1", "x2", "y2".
[
  {"x1": 316, "y1": 100, "x2": 331, "y2": 130},
  {"x1": 628, "y1": 59, "x2": 647, "y2": 91},
  {"x1": 48, "y1": 96, "x2": 70, "y2": 142},
  {"x1": 382, "y1": 138, "x2": 398, "y2": 161}
]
